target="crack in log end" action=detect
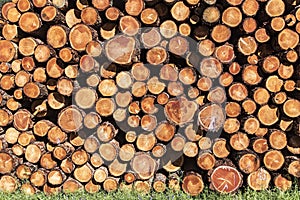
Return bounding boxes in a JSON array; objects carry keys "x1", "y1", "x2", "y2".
[
  {"x1": 198, "y1": 104, "x2": 225, "y2": 132},
  {"x1": 210, "y1": 166, "x2": 242, "y2": 193},
  {"x1": 105, "y1": 35, "x2": 136, "y2": 65}
]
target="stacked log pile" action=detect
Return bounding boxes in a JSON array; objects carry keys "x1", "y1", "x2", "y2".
[{"x1": 0, "y1": 0, "x2": 299, "y2": 196}]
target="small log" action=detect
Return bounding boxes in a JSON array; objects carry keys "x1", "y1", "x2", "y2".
[
  {"x1": 116, "y1": 71, "x2": 133, "y2": 89},
  {"x1": 119, "y1": 144, "x2": 135, "y2": 162},
  {"x1": 257, "y1": 105, "x2": 279, "y2": 126},
  {"x1": 141, "y1": 8, "x2": 158, "y2": 25},
  {"x1": 225, "y1": 102, "x2": 241, "y2": 117},
  {"x1": 73, "y1": 163, "x2": 93, "y2": 183},
  {"x1": 263, "y1": 150, "x2": 284, "y2": 171},
  {"x1": 131, "y1": 152, "x2": 157, "y2": 180},
  {"x1": 242, "y1": 17, "x2": 257, "y2": 33},
  {"x1": 160, "y1": 64, "x2": 178, "y2": 81},
  {"x1": 94, "y1": 166, "x2": 108, "y2": 183},
  {"x1": 60, "y1": 158, "x2": 74, "y2": 174},
  {"x1": 0, "y1": 175, "x2": 18, "y2": 193},
  {"x1": 265, "y1": 0, "x2": 285, "y2": 17},
  {"x1": 65, "y1": 9, "x2": 81, "y2": 28},
  {"x1": 153, "y1": 173, "x2": 167, "y2": 193},
  {"x1": 124, "y1": 171, "x2": 136, "y2": 184},
  {"x1": 283, "y1": 99, "x2": 300, "y2": 118},
  {"x1": 253, "y1": 87, "x2": 270, "y2": 105},
  {"x1": 255, "y1": 28, "x2": 270, "y2": 43},
  {"x1": 278, "y1": 29, "x2": 299, "y2": 50},
  {"x1": 48, "y1": 169, "x2": 66, "y2": 186},
  {"x1": 108, "y1": 159, "x2": 127, "y2": 177},
  {"x1": 63, "y1": 178, "x2": 83, "y2": 193},
  {"x1": 222, "y1": 7, "x2": 242, "y2": 27},
  {"x1": 197, "y1": 151, "x2": 216, "y2": 170},
  {"x1": 229, "y1": 62, "x2": 241, "y2": 75},
  {"x1": 69, "y1": 24, "x2": 94, "y2": 51},
  {"x1": 159, "y1": 20, "x2": 177, "y2": 38},
  {"x1": 18, "y1": 131, "x2": 35, "y2": 146},
  {"x1": 146, "y1": 46, "x2": 168, "y2": 65},
  {"x1": 81, "y1": 7, "x2": 100, "y2": 26},
  {"x1": 99, "y1": 141, "x2": 118, "y2": 162},
  {"x1": 243, "y1": 116, "x2": 260, "y2": 135},
  {"x1": 147, "y1": 77, "x2": 166, "y2": 95},
  {"x1": 200, "y1": 57, "x2": 222, "y2": 78},
  {"x1": 97, "y1": 121, "x2": 117, "y2": 142},
  {"x1": 41, "y1": 6, "x2": 64, "y2": 23},
  {"x1": 119, "y1": 16, "x2": 140, "y2": 36},
  {"x1": 165, "y1": 97, "x2": 198, "y2": 126},
  {"x1": 210, "y1": 165, "x2": 243, "y2": 193},
  {"x1": 40, "y1": 152, "x2": 56, "y2": 170},
  {"x1": 203, "y1": 6, "x2": 220, "y2": 24},
  {"x1": 85, "y1": 180, "x2": 100, "y2": 194},
  {"x1": 223, "y1": 118, "x2": 240, "y2": 134},
  {"x1": 71, "y1": 149, "x2": 89, "y2": 166},
  {"x1": 19, "y1": 12, "x2": 41, "y2": 33},
  {"x1": 168, "y1": 173, "x2": 180, "y2": 191},
  {"x1": 170, "y1": 134, "x2": 186, "y2": 152},
  {"x1": 141, "y1": 28, "x2": 161, "y2": 49},
  {"x1": 182, "y1": 172, "x2": 204, "y2": 196},
  {"x1": 242, "y1": 65, "x2": 262, "y2": 85},
  {"x1": 136, "y1": 132, "x2": 156, "y2": 151},
  {"x1": 48, "y1": 126, "x2": 67, "y2": 144},
  {"x1": 247, "y1": 168, "x2": 271, "y2": 190},
  {"x1": 131, "y1": 82, "x2": 147, "y2": 98},
  {"x1": 198, "y1": 104, "x2": 226, "y2": 132},
  {"x1": 141, "y1": 115, "x2": 157, "y2": 131},
  {"x1": 238, "y1": 36, "x2": 257, "y2": 55},
  {"x1": 125, "y1": 0, "x2": 144, "y2": 16},
  {"x1": 228, "y1": 83, "x2": 248, "y2": 101},
  {"x1": 105, "y1": 7, "x2": 120, "y2": 21},
  {"x1": 152, "y1": 143, "x2": 166, "y2": 158},
  {"x1": 269, "y1": 130, "x2": 287, "y2": 150},
  {"x1": 286, "y1": 50, "x2": 298, "y2": 63},
  {"x1": 230, "y1": 132, "x2": 250, "y2": 151},
  {"x1": 274, "y1": 174, "x2": 292, "y2": 191},
  {"x1": 103, "y1": 177, "x2": 119, "y2": 192},
  {"x1": 58, "y1": 106, "x2": 83, "y2": 132},
  {"x1": 105, "y1": 35, "x2": 136, "y2": 65},
  {"x1": 170, "y1": 1, "x2": 190, "y2": 21},
  {"x1": 90, "y1": 153, "x2": 104, "y2": 168},
  {"x1": 131, "y1": 62, "x2": 150, "y2": 81},
  {"x1": 20, "y1": 183, "x2": 35, "y2": 195},
  {"x1": 212, "y1": 139, "x2": 230, "y2": 158},
  {"x1": 238, "y1": 152, "x2": 260, "y2": 174},
  {"x1": 242, "y1": 0, "x2": 259, "y2": 16},
  {"x1": 271, "y1": 17, "x2": 285, "y2": 32},
  {"x1": 12, "y1": 144, "x2": 24, "y2": 156},
  {"x1": 207, "y1": 87, "x2": 227, "y2": 104},
  {"x1": 198, "y1": 39, "x2": 215, "y2": 57},
  {"x1": 242, "y1": 99, "x2": 257, "y2": 115},
  {"x1": 179, "y1": 23, "x2": 191, "y2": 36},
  {"x1": 211, "y1": 25, "x2": 231, "y2": 43}
]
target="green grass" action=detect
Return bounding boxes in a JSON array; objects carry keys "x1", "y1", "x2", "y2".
[{"x1": 0, "y1": 186, "x2": 300, "y2": 200}]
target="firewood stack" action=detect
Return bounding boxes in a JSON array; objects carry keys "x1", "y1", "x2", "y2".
[{"x1": 0, "y1": 0, "x2": 300, "y2": 196}]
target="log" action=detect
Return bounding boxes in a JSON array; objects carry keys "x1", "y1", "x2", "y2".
[
  {"x1": 247, "y1": 168, "x2": 271, "y2": 190},
  {"x1": 210, "y1": 165, "x2": 243, "y2": 193},
  {"x1": 130, "y1": 152, "x2": 157, "y2": 180},
  {"x1": 182, "y1": 172, "x2": 204, "y2": 196}
]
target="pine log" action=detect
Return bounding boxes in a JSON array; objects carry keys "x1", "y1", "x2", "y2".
[
  {"x1": 210, "y1": 165, "x2": 243, "y2": 193},
  {"x1": 247, "y1": 168, "x2": 271, "y2": 190},
  {"x1": 182, "y1": 172, "x2": 204, "y2": 196}
]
